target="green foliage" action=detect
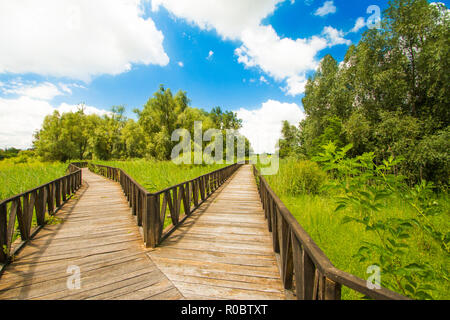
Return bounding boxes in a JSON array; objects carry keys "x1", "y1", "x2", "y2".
[
  {"x1": 413, "y1": 127, "x2": 450, "y2": 186},
  {"x1": 260, "y1": 154, "x2": 449, "y2": 299},
  {"x1": 209, "y1": 106, "x2": 243, "y2": 130},
  {"x1": 294, "y1": 0, "x2": 450, "y2": 186},
  {"x1": 279, "y1": 120, "x2": 302, "y2": 158},
  {"x1": 285, "y1": 160, "x2": 326, "y2": 195},
  {"x1": 33, "y1": 86, "x2": 249, "y2": 162},
  {"x1": 314, "y1": 142, "x2": 448, "y2": 299},
  {"x1": 257, "y1": 159, "x2": 326, "y2": 195},
  {"x1": 0, "y1": 148, "x2": 21, "y2": 160}
]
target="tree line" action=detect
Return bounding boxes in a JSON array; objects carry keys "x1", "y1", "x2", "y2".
[
  {"x1": 0, "y1": 148, "x2": 21, "y2": 161},
  {"x1": 279, "y1": 0, "x2": 449, "y2": 186},
  {"x1": 33, "y1": 85, "x2": 250, "y2": 162}
]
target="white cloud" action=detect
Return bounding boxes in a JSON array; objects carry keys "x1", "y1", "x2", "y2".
[
  {"x1": 1, "y1": 81, "x2": 63, "y2": 100},
  {"x1": 260, "y1": 76, "x2": 269, "y2": 84},
  {"x1": 0, "y1": 0, "x2": 169, "y2": 81},
  {"x1": 237, "y1": 99, "x2": 305, "y2": 154},
  {"x1": 235, "y1": 25, "x2": 327, "y2": 81},
  {"x1": 0, "y1": 80, "x2": 88, "y2": 102},
  {"x1": 0, "y1": 96, "x2": 109, "y2": 149},
  {"x1": 322, "y1": 26, "x2": 351, "y2": 46},
  {"x1": 178, "y1": 61, "x2": 184, "y2": 67},
  {"x1": 58, "y1": 83, "x2": 73, "y2": 95},
  {"x1": 207, "y1": 50, "x2": 214, "y2": 60},
  {"x1": 314, "y1": 1, "x2": 337, "y2": 17},
  {"x1": 152, "y1": 0, "x2": 285, "y2": 40},
  {"x1": 56, "y1": 103, "x2": 110, "y2": 117},
  {"x1": 283, "y1": 74, "x2": 308, "y2": 96},
  {"x1": 152, "y1": 0, "x2": 349, "y2": 96},
  {"x1": 350, "y1": 17, "x2": 366, "y2": 33}
]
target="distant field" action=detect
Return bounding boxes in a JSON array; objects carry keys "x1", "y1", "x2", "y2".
[
  {"x1": 0, "y1": 162, "x2": 68, "y2": 201},
  {"x1": 94, "y1": 159, "x2": 229, "y2": 192},
  {"x1": 259, "y1": 159, "x2": 450, "y2": 300}
]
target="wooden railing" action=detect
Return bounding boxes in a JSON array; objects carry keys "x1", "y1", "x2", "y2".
[
  {"x1": 88, "y1": 163, "x2": 241, "y2": 248},
  {"x1": 0, "y1": 164, "x2": 83, "y2": 264},
  {"x1": 69, "y1": 162, "x2": 89, "y2": 170},
  {"x1": 252, "y1": 166, "x2": 409, "y2": 300}
]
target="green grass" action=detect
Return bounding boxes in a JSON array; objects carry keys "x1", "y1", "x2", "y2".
[
  {"x1": 259, "y1": 159, "x2": 450, "y2": 300},
  {"x1": 96, "y1": 159, "x2": 228, "y2": 193},
  {"x1": 0, "y1": 161, "x2": 68, "y2": 201},
  {"x1": 0, "y1": 160, "x2": 69, "y2": 246}
]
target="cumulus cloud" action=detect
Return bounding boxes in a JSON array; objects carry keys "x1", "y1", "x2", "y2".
[
  {"x1": 350, "y1": 17, "x2": 367, "y2": 33},
  {"x1": 314, "y1": 1, "x2": 337, "y2": 17},
  {"x1": 0, "y1": 96, "x2": 109, "y2": 149},
  {"x1": 237, "y1": 100, "x2": 305, "y2": 154},
  {"x1": 207, "y1": 50, "x2": 214, "y2": 60},
  {"x1": 152, "y1": 0, "x2": 284, "y2": 40},
  {"x1": 0, "y1": 0, "x2": 169, "y2": 81},
  {"x1": 1, "y1": 81, "x2": 63, "y2": 100},
  {"x1": 322, "y1": 26, "x2": 352, "y2": 46},
  {"x1": 153, "y1": 0, "x2": 350, "y2": 96},
  {"x1": 283, "y1": 74, "x2": 308, "y2": 96},
  {"x1": 178, "y1": 61, "x2": 184, "y2": 67},
  {"x1": 235, "y1": 25, "x2": 327, "y2": 81}
]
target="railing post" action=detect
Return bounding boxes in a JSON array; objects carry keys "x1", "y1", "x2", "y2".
[
  {"x1": 55, "y1": 180, "x2": 61, "y2": 207},
  {"x1": 62, "y1": 178, "x2": 67, "y2": 202},
  {"x1": 143, "y1": 194, "x2": 150, "y2": 246},
  {"x1": 281, "y1": 217, "x2": 294, "y2": 290},
  {"x1": 144, "y1": 193, "x2": 160, "y2": 248},
  {"x1": 324, "y1": 278, "x2": 342, "y2": 300},
  {"x1": 36, "y1": 188, "x2": 45, "y2": 226},
  {"x1": 0, "y1": 203, "x2": 7, "y2": 263},
  {"x1": 302, "y1": 250, "x2": 316, "y2": 300}
]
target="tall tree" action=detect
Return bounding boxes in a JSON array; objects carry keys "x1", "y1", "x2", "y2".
[{"x1": 296, "y1": 0, "x2": 449, "y2": 184}]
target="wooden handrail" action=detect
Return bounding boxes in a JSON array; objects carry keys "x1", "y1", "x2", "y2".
[
  {"x1": 252, "y1": 165, "x2": 409, "y2": 300},
  {"x1": 88, "y1": 162, "x2": 242, "y2": 248},
  {"x1": 0, "y1": 163, "x2": 83, "y2": 264}
]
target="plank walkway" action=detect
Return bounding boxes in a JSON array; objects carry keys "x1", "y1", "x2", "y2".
[{"x1": 0, "y1": 165, "x2": 286, "y2": 300}]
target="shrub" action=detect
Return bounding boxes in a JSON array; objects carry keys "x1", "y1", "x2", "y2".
[{"x1": 284, "y1": 160, "x2": 327, "y2": 195}]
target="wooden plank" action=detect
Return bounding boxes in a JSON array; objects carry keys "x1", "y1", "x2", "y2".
[{"x1": 172, "y1": 281, "x2": 284, "y2": 300}]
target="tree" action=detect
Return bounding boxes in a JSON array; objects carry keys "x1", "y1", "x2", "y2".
[
  {"x1": 279, "y1": 121, "x2": 301, "y2": 158},
  {"x1": 33, "y1": 86, "x2": 252, "y2": 163},
  {"x1": 295, "y1": 0, "x2": 449, "y2": 185},
  {"x1": 138, "y1": 85, "x2": 191, "y2": 160}
]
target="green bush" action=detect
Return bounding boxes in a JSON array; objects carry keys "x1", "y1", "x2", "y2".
[{"x1": 284, "y1": 160, "x2": 327, "y2": 195}]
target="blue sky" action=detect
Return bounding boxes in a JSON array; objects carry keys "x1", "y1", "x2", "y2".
[{"x1": 0, "y1": 0, "x2": 447, "y2": 152}]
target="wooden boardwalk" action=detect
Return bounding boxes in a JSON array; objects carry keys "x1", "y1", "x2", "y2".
[
  {"x1": 148, "y1": 165, "x2": 286, "y2": 300},
  {"x1": 0, "y1": 166, "x2": 286, "y2": 300}
]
